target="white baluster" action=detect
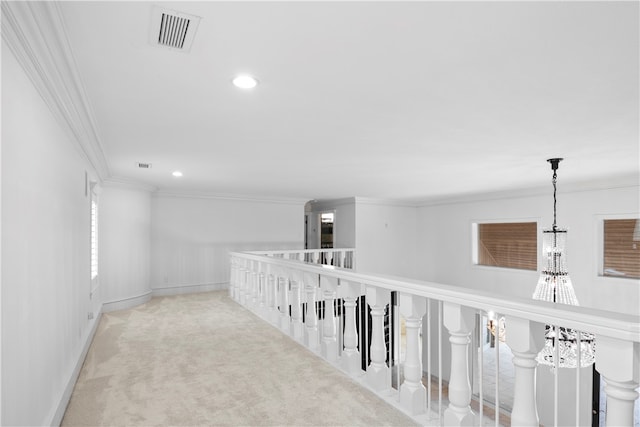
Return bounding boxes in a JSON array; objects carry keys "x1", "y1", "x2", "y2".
[
  {"x1": 304, "y1": 272, "x2": 320, "y2": 351},
  {"x1": 250, "y1": 265, "x2": 258, "y2": 308},
  {"x1": 339, "y1": 280, "x2": 362, "y2": 374},
  {"x1": 443, "y1": 302, "x2": 475, "y2": 426},
  {"x1": 596, "y1": 335, "x2": 640, "y2": 427},
  {"x1": 229, "y1": 258, "x2": 235, "y2": 298},
  {"x1": 326, "y1": 251, "x2": 334, "y2": 266},
  {"x1": 320, "y1": 276, "x2": 339, "y2": 362},
  {"x1": 279, "y1": 269, "x2": 290, "y2": 332},
  {"x1": 399, "y1": 293, "x2": 427, "y2": 415},
  {"x1": 270, "y1": 268, "x2": 280, "y2": 325},
  {"x1": 505, "y1": 316, "x2": 546, "y2": 426},
  {"x1": 258, "y1": 267, "x2": 267, "y2": 318},
  {"x1": 265, "y1": 267, "x2": 275, "y2": 321},
  {"x1": 366, "y1": 286, "x2": 391, "y2": 391},
  {"x1": 239, "y1": 266, "x2": 248, "y2": 305},
  {"x1": 335, "y1": 250, "x2": 343, "y2": 267},
  {"x1": 312, "y1": 251, "x2": 319, "y2": 264},
  {"x1": 290, "y1": 271, "x2": 304, "y2": 342}
]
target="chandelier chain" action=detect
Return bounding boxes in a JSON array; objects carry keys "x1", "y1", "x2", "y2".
[{"x1": 552, "y1": 169, "x2": 557, "y2": 231}]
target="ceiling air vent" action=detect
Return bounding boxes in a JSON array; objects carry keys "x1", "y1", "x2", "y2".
[
  {"x1": 150, "y1": 7, "x2": 201, "y2": 52},
  {"x1": 137, "y1": 162, "x2": 152, "y2": 169}
]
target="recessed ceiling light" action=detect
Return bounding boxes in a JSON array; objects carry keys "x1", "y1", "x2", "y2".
[
  {"x1": 172, "y1": 171, "x2": 183, "y2": 177},
  {"x1": 232, "y1": 74, "x2": 258, "y2": 89}
]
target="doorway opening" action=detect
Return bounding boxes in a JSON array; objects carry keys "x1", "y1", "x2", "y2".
[{"x1": 320, "y1": 212, "x2": 334, "y2": 248}]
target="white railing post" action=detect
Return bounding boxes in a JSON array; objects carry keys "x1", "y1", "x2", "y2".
[
  {"x1": 505, "y1": 316, "x2": 546, "y2": 426},
  {"x1": 339, "y1": 280, "x2": 362, "y2": 374},
  {"x1": 290, "y1": 270, "x2": 304, "y2": 342},
  {"x1": 257, "y1": 263, "x2": 267, "y2": 317},
  {"x1": 304, "y1": 272, "x2": 320, "y2": 351},
  {"x1": 239, "y1": 264, "x2": 248, "y2": 305},
  {"x1": 320, "y1": 276, "x2": 339, "y2": 362},
  {"x1": 250, "y1": 261, "x2": 259, "y2": 308},
  {"x1": 229, "y1": 257, "x2": 235, "y2": 298},
  {"x1": 596, "y1": 336, "x2": 640, "y2": 427},
  {"x1": 399, "y1": 293, "x2": 427, "y2": 415},
  {"x1": 366, "y1": 286, "x2": 391, "y2": 391},
  {"x1": 271, "y1": 267, "x2": 281, "y2": 325},
  {"x1": 443, "y1": 302, "x2": 475, "y2": 426},
  {"x1": 267, "y1": 265, "x2": 278, "y2": 325},
  {"x1": 279, "y1": 268, "x2": 290, "y2": 332}
]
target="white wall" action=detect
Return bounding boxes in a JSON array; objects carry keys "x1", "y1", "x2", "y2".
[
  {"x1": 1, "y1": 41, "x2": 101, "y2": 426},
  {"x1": 355, "y1": 200, "x2": 418, "y2": 277},
  {"x1": 416, "y1": 185, "x2": 640, "y2": 315},
  {"x1": 151, "y1": 195, "x2": 304, "y2": 293},
  {"x1": 99, "y1": 184, "x2": 152, "y2": 311}
]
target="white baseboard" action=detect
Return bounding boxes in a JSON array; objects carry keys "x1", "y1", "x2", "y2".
[
  {"x1": 102, "y1": 290, "x2": 152, "y2": 313},
  {"x1": 50, "y1": 306, "x2": 103, "y2": 426},
  {"x1": 152, "y1": 282, "x2": 229, "y2": 297}
]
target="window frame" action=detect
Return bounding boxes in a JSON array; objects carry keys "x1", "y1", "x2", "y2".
[
  {"x1": 471, "y1": 218, "x2": 540, "y2": 272},
  {"x1": 89, "y1": 182, "x2": 100, "y2": 297},
  {"x1": 595, "y1": 213, "x2": 640, "y2": 281}
]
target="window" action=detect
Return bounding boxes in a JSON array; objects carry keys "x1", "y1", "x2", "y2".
[
  {"x1": 603, "y1": 218, "x2": 640, "y2": 279},
  {"x1": 476, "y1": 222, "x2": 537, "y2": 270},
  {"x1": 90, "y1": 185, "x2": 99, "y2": 285}
]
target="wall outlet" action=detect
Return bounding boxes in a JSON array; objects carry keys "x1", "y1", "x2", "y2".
[{"x1": 88, "y1": 312, "x2": 94, "y2": 320}]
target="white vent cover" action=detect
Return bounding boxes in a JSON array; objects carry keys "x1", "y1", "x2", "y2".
[
  {"x1": 137, "y1": 162, "x2": 152, "y2": 169},
  {"x1": 150, "y1": 6, "x2": 201, "y2": 52}
]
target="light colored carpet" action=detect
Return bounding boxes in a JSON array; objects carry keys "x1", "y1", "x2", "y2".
[{"x1": 62, "y1": 291, "x2": 419, "y2": 426}]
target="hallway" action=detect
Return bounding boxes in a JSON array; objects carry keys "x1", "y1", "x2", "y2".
[{"x1": 62, "y1": 291, "x2": 418, "y2": 426}]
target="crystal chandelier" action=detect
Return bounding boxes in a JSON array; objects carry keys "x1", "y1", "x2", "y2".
[{"x1": 532, "y1": 158, "x2": 595, "y2": 368}]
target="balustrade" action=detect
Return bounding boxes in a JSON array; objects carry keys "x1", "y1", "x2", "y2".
[{"x1": 229, "y1": 249, "x2": 640, "y2": 427}]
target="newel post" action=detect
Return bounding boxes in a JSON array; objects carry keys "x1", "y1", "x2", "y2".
[
  {"x1": 596, "y1": 335, "x2": 640, "y2": 427},
  {"x1": 399, "y1": 293, "x2": 427, "y2": 415},
  {"x1": 339, "y1": 280, "x2": 362, "y2": 374},
  {"x1": 366, "y1": 286, "x2": 391, "y2": 391},
  {"x1": 505, "y1": 316, "x2": 545, "y2": 427},
  {"x1": 443, "y1": 302, "x2": 475, "y2": 426},
  {"x1": 320, "y1": 275, "x2": 339, "y2": 362}
]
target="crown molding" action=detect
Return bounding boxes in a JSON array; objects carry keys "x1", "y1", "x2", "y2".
[
  {"x1": 153, "y1": 190, "x2": 308, "y2": 205},
  {"x1": 354, "y1": 197, "x2": 419, "y2": 207},
  {"x1": 1, "y1": 1, "x2": 110, "y2": 180},
  {"x1": 414, "y1": 173, "x2": 639, "y2": 207}
]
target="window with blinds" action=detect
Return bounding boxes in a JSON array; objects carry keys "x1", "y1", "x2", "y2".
[
  {"x1": 603, "y1": 219, "x2": 640, "y2": 279},
  {"x1": 477, "y1": 222, "x2": 537, "y2": 270}
]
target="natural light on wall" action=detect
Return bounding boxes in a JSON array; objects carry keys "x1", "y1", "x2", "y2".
[{"x1": 90, "y1": 183, "x2": 99, "y2": 284}]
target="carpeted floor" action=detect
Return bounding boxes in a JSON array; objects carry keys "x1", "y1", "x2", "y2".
[{"x1": 62, "y1": 291, "x2": 419, "y2": 426}]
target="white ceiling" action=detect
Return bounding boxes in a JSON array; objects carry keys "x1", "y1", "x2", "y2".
[{"x1": 59, "y1": 1, "x2": 639, "y2": 203}]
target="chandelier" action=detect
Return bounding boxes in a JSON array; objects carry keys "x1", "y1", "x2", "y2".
[{"x1": 532, "y1": 158, "x2": 595, "y2": 368}]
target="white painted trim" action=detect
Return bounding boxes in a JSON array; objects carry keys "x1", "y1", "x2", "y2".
[
  {"x1": 355, "y1": 197, "x2": 418, "y2": 207},
  {"x1": 49, "y1": 307, "x2": 103, "y2": 427},
  {"x1": 102, "y1": 291, "x2": 152, "y2": 313},
  {"x1": 593, "y1": 213, "x2": 640, "y2": 280},
  {"x1": 152, "y1": 282, "x2": 229, "y2": 297},
  {"x1": 0, "y1": 2, "x2": 110, "y2": 180},
  {"x1": 416, "y1": 175, "x2": 639, "y2": 207},
  {"x1": 152, "y1": 190, "x2": 307, "y2": 205}
]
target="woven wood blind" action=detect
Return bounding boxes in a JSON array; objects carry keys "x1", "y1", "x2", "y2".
[
  {"x1": 603, "y1": 219, "x2": 640, "y2": 279},
  {"x1": 478, "y1": 222, "x2": 537, "y2": 270}
]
